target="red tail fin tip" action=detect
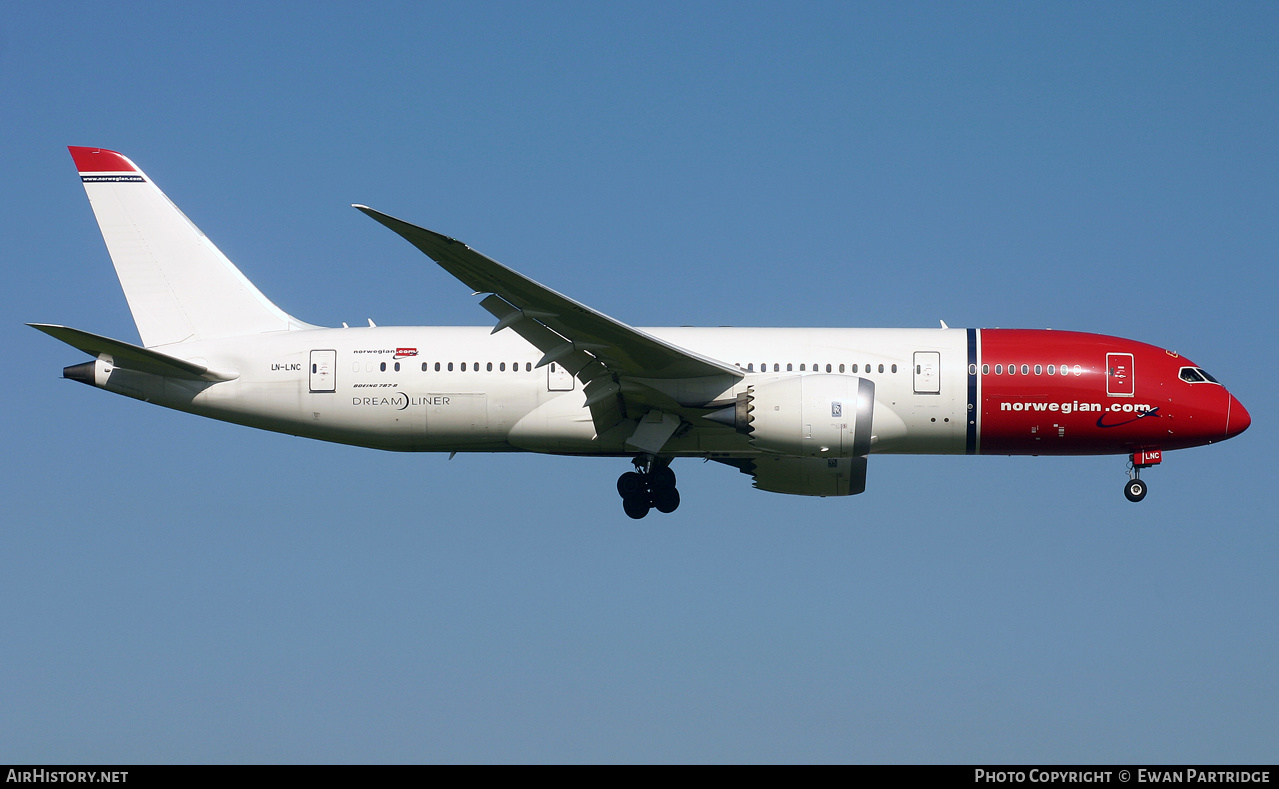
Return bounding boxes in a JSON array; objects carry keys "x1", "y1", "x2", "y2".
[{"x1": 68, "y1": 147, "x2": 137, "y2": 173}]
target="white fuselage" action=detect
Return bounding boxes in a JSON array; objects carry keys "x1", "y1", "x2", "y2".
[{"x1": 96, "y1": 325, "x2": 970, "y2": 457}]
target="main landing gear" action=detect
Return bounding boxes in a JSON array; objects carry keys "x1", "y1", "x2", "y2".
[
  {"x1": 1124, "y1": 450, "x2": 1162, "y2": 503},
  {"x1": 617, "y1": 456, "x2": 680, "y2": 519}
]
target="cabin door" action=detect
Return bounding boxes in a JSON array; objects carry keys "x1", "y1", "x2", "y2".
[
  {"x1": 1106, "y1": 353, "x2": 1134, "y2": 396},
  {"x1": 547, "y1": 361, "x2": 575, "y2": 391},
  {"x1": 309, "y1": 350, "x2": 337, "y2": 393},
  {"x1": 913, "y1": 351, "x2": 941, "y2": 394}
]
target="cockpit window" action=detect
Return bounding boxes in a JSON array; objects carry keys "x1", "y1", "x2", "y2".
[{"x1": 1179, "y1": 367, "x2": 1220, "y2": 384}]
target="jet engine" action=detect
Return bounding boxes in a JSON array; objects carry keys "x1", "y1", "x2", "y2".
[{"x1": 707, "y1": 374, "x2": 875, "y2": 458}]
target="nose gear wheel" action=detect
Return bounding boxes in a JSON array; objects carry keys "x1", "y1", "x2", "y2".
[{"x1": 1124, "y1": 452, "x2": 1158, "y2": 502}]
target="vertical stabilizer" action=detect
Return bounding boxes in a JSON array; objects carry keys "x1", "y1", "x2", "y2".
[{"x1": 69, "y1": 147, "x2": 309, "y2": 347}]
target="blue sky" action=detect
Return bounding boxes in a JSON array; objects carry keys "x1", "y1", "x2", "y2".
[{"x1": 2, "y1": 2, "x2": 1275, "y2": 763}]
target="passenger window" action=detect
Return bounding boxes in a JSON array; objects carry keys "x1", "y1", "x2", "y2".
[
  {"x1": 878, "y1": 364, "x2": 884, "y2": 373},
  {"x1": 487, "y1": 362, "x2": 493, "y2": 371},
  {"x1": 800, "y1": 364, "x2": 806, "y2": 371},
  {"x1": 826, "y1": 364, "x2": 832, "y2": 373},
  {"x1": 394, "y1": 362, "x2": 401, "y2": 372},
  {"x1": 1073, "y1": 364, "x2": 1082, "y2": 375},
  {"x1": 448, "y1": 362, "x2": 454, "y2": 371},
  {"x1": 380, "y1": 362, "x2": 386, "y2": 372},
  {"x1": 747, "y1": 363, "x2": 754, "y2": 371},
  {"x1": 1034, "y1": 364, "x2": 1041, "y2": 375},
  {"x1": 1021, "y1": 364, "x2": 1029, "y2": 375},
  {"x1": 969, "y1": 364, "x2": 977, "y2": 375},
  {"x1": 1047, "y1": 365, "x2": 1055, "y2": 375},
  {"x1": 526, "y1": 363, "x2": 532, "y2": 372},
  {"x1": 982, "y1": 364, "x2": 990, "y2": 375},
  {"x1": 500, "y1": 362, "x2": 506, "y2": 371},
  {"x1": 461, "y1": 362, "x2": 466, "y2": 371},
  {"x1": 891, "y1": 364, "x2": 897, "y2": 373},
  {"x1": 839, "y1": 364, "x2": 845, "y2": 373},
  {"x1": 435, "y1": 362, "x2": 441, "y2": 372}
]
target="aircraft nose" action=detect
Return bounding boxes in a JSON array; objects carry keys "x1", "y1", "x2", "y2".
[{"x1": 1226, "y1": 392, "x2": 1251, "y2": 439}]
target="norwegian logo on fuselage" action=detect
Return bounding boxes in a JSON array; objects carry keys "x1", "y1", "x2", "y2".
[{"x1": 394, "y1": 347, "x2": 418, "y2": 359}]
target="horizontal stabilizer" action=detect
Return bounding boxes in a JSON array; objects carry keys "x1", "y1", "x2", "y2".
[{"x1": 28, "y1": 324, "x2": 238, "y2": 382}]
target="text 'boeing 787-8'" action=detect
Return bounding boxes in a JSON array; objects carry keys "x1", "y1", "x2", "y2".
[{"x1": 32, "y1": 147, "x2": 1250, "y2": 517}]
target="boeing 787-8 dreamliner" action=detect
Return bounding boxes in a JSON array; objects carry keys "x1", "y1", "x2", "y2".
[{"x1": 32, "y1": 148, "x2": 1250, "y2": 518}]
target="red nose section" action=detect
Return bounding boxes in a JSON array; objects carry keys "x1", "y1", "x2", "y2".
[{"x1": 1226, "y1": 393, "x2": 1251, "y2": 439}]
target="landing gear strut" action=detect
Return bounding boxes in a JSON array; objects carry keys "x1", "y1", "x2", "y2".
[
  {"x1": 617, "y1": 456, "x2": 680, "y2": 519},
  {"x1": 1124, "y1": 450, "x2": 1161, "y2": 503},
  {"x1": 1124, "y1": 477, "x2": 1147, "y2": 503}
]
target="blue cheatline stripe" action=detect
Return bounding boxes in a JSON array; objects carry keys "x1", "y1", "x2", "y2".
[{"x1": 966, "y1": 328, "x2": 978, "y2": 455}]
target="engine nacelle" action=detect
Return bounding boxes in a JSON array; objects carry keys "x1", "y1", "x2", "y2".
[
  {"x1": 749, "y1": 454, "x2": 869, "y2": 496},
  {"x1": 710, "y1": 374, "x2": 875, "y2": 457}
]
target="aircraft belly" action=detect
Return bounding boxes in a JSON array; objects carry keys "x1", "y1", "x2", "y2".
[
  {"x1": 893, "y1": 401, "x2": 968, "y2": 454},
  {"x1": 508, "y1": 392, "x2": 614, "y2": 453}
]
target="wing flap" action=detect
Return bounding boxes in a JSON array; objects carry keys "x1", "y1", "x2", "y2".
[{"x1": 477, "y1": 295, "x2": 607, "y2": 381}]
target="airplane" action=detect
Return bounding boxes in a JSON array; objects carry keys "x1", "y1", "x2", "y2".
[{"x1": 32, "y1": 147, "x2": 1251, "y2": 518}]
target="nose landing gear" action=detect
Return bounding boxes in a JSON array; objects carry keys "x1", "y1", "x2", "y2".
[
  {"x1": 1124, "y1": 450, "x2": 1161, "y2": 502},
  {"x1": 1124, "y1": 476, "x2": 1148, "y2": 503},
  {"x1": 617, "y1": 456, "x2": 680, "y2": 519}
]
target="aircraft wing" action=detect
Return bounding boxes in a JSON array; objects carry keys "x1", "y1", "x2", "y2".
[
  {"x1": 355, "y1": 206, "x2": 743, "y2": 434},
  {"x1": 354, "y1": 206, "x2": 739, "y2": 379}
]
